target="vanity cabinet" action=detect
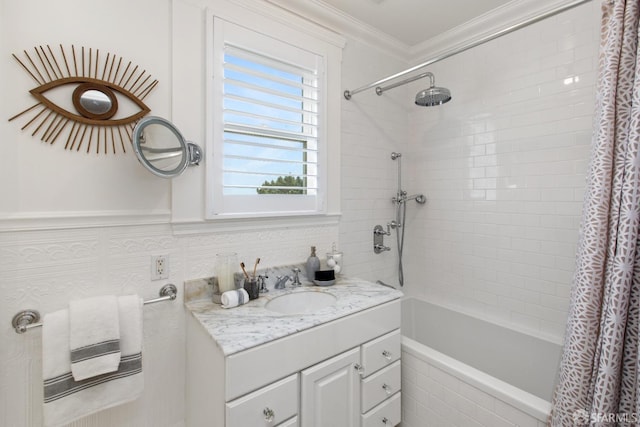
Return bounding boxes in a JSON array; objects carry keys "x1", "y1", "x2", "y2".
[
  {"x1": 186, "y1": 298, "x2": 401, "y2": 427},
  {"x1": 300, "y1": 329, "x2": 402, "y2": 427}
]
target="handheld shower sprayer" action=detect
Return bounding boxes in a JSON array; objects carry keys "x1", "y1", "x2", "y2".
[{"x1": 379, "y1": 151, "x2": 427, "y2": 287}]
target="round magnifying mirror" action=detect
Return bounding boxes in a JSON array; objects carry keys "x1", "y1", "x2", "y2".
[{"x1": 132, "y1": 116, "x2": 194, "y2": 178}]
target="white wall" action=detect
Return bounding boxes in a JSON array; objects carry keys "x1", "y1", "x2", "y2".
[
  {"x1": 0, "y1": 0, "x2": 173, "y2": 217},
  {"x1": 0, "y1": 0, "x2": 602, "y2": 424},
  {"x1": 0, "y1": 0, "x2": 399, "y2": 426},
  {"x1": 403, "y1": 1, "x2": 600, "y2": 342}
]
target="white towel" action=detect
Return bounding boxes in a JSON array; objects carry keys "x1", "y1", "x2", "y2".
[
  {"x1": 43, "y1": 295, "x2": 144, "y2": 427},
  {"x1": 69, "y1": 295, "x2": 121, "y2": 381},
  {"x1": 221, "y1": 288, "x2": 250, "y2": 308}
]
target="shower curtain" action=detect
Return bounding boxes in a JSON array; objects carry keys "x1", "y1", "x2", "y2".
[{"x1": 550, "y1": 1, "x2": 640, "y2": 426}]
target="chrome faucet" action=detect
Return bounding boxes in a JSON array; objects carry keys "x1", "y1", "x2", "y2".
[{"x1": 274, "y1": 275, "x2": 291, "y2": 289}]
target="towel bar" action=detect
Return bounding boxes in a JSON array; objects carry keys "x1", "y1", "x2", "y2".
[{"x1": 11, "y1": 284, "x2": 178, "y2": 334}]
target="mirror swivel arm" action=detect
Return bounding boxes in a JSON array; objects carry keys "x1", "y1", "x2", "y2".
[{"x1": 187, "y1": 142, "x2": 202, "y2": 166}]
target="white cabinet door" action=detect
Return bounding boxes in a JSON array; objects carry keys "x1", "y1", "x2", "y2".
[{"x1": 301, "y1": 347, "x2": 361, "y2": 427}]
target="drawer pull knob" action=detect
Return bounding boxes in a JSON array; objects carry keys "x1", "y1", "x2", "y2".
[
  {"x1": 382, "y1": 416, "x2": 391, "y2": 425},
  {"x1": 263, "y1": 407, "x2": 275, "y2": 423},
  {"x1": 382, "y1": 350, "x2": 393, "y2": 360},
  {"x1": 382, "y1": 383, "x2": 393, "y2": 395},
  {"x1": 354, "y1": 363, "x2": 365, "y2": 377}
]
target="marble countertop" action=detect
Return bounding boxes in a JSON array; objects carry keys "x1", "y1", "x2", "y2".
[{"x1": 184, "y1": 273, "x2": 403, "y2": 356}]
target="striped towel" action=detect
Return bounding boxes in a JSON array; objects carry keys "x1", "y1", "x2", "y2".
[
  {"x1": 69, "y1": 295, "x2": 121, "y2": 381},
  {"x1": 43, "y1": 295, "x2": 143, "y2": 427}
]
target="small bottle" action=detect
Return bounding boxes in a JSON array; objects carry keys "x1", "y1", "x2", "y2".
[
  {"x1": 326, "y1": 242, "x2": 343, "y2": 276},
  {"x1": 306, "y1": 246, "x2": 320, "y2": 281}
]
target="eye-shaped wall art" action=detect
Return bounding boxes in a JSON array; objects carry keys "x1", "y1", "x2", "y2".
[{"x1": 8, "y1": 44, "x2": 158, "y2": 154}]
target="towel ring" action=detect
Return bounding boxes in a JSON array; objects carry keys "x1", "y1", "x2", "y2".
[{"x1": 12, "y1": 284, "x2": 177, "y2": 334}]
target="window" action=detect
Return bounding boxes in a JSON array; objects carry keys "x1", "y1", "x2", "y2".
[
  {"x1": 208, "y1": 17, "x2": 329, "y2": 218},
  {"x1": 223, "y1": 47, "x2": 319, "y2": 196}
]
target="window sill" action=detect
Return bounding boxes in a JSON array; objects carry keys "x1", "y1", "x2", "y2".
[{"x1": 171, "y1": 212, "x2": 341, "y2": 236}]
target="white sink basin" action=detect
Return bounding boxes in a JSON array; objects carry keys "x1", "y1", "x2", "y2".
[{"x1": 265, "y1": 291, "x2": 337, "y2": 315}]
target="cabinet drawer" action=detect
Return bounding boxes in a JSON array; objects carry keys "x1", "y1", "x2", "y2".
[
  {"x1": 361, "y1": 361, "x2": 401, "y2": 413},
  {"x1": 361, "y1": 329, "x2": 400, "y2": 376},
  {"x1": 361, "y1": 392, "x2": 401, "y2": 427},
  {"x1": 226, "y1": 374, "x2": 298, "y2": 427},
  {"x1": 278, "y1": 416, "x2": 298, "y2": 427}
]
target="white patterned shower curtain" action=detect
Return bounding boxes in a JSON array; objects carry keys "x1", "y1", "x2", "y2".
[{"x1": 550, "y1": 0, "x2": 640, "y2": 426}]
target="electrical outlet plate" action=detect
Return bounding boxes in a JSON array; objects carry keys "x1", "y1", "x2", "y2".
[{"x1": 151, "y1": 255, "x2": 169, "y2": 280}]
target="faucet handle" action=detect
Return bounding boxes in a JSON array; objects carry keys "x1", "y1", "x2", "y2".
[
  {"x1": 257, "y1": 274, "x2": 269, "y2": 293},
  {"x1": 291, "y1": 268, "x2": 302, "y2": 286}
]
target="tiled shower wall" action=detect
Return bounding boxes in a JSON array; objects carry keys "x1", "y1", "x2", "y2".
[
  {"x1": 404, "y1": 1, "x2": 600, "y2": 342},
  {"x1": 339, "y1": 37, "x2": 410, "y2": 285}
]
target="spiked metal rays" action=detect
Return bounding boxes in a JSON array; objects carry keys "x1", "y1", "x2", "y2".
[{"x1": 8, "y1": 44, "x2": 159, "y2": 154}]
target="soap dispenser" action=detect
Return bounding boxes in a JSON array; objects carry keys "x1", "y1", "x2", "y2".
[{"x1": 306, "y1": 246, "x2": 320, "y2": 281}]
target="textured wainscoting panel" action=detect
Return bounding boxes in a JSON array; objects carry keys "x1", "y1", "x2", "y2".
[{"x1": 1, "y1": 222, "x2": 338, "y2": 426}]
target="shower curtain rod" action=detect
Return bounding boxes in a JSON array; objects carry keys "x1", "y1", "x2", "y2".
[{"x1": 343, "y1": 0, "x2": 592, "y2": 100}]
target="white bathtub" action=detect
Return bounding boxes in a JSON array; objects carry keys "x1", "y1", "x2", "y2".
[{"x1": 400, "y1": 297, "x2": 561, "y2": 427}]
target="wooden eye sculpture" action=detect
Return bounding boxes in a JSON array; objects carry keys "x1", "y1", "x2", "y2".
[{"x1": 8, "y1": 44, "x2": 159, "y2": 154}]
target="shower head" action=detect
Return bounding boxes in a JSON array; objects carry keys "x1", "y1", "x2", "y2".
[
  {"x1": 372, "y1": 71, "x2": 452, "y2": 107},
  {"x1": 391, "y1": 152, "x2": 401, "y2": 160},
  {"x1": 415, "y1": 86, "x2": 451, "y2": 107}
]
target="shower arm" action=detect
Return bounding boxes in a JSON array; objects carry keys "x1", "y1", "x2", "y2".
[
  {"x1": 344, "y1": 67, "x2": 430, "y2": 100},
  {"x1": 342, "y1": 0, "x2": 591, "y2": 101},
  {"x1": 375, "y1": 72, "x2": 434, "y2": 96}
]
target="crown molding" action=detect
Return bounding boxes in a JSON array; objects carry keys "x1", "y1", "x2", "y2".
[
  {"x1": 262, "y1": 0, "x2": 592, "y2": 66},
  {"x1": 409, "y1": 0, "x2": 593, "y2": 62},
  {"x1": 265, "y1": 0, "x2": 412, "y2": 62}
]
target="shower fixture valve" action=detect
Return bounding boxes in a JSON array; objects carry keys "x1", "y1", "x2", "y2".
[
  {"x1": 373, "y1": 225, "x2": 392, "y2": 254},
  {"x1": 374, "y1": 244, "x2": 391, "y2": 253},
  {"x1": 374, "y1": 224, "x2": 391, "y2": 236}
]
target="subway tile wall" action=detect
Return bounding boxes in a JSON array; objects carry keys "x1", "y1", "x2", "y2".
[
  {"x1": 339, "y1": 37, "x2": 410, "y2": 285},
  {"x1": 402, "y1": 349, "x2": 547, "y2": 427},
  {"x1": 404, "y1": 1, "x2": 600, "y2": 342}
]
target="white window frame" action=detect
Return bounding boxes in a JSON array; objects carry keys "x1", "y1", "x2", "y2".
[{"x1": 206, "y1": 14, "x2": 333, "y2": 220}]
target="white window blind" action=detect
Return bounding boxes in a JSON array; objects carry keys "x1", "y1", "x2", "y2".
[
  {"x1": 222, "y1": 46, "x2": 319, "y2": 197},
  {"x1": 208, "y1": 17, "x2": 327, "y2": 218}
]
